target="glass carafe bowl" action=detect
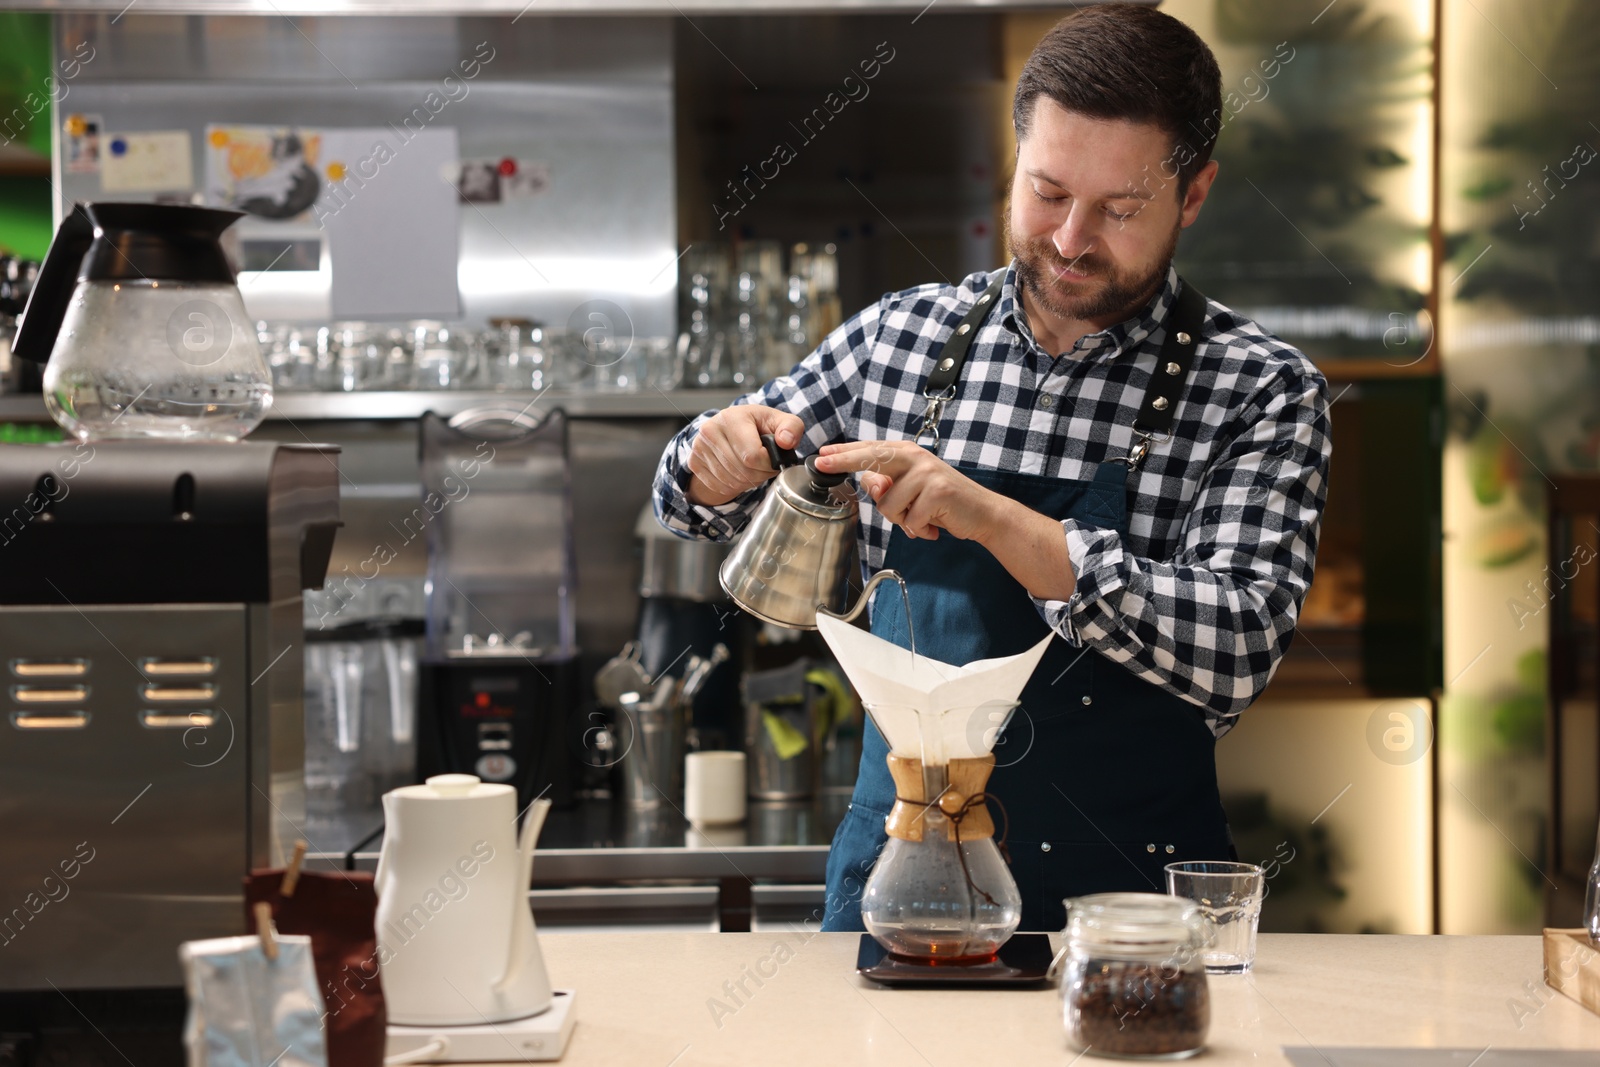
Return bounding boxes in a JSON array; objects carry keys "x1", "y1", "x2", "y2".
[
  {"x1": 43, "y1": 279, "x2": 271, "y2": 441},
  {"x1": 859, "y1": 700, "x2": 1022, "y2": 963}
]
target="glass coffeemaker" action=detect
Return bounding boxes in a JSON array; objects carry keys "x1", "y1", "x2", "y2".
[
  {"x1": 814, "y1": 600, "x2": 1051, "y2": 965},
  {"x1": 858, "y1": 700, "x2": 1024, "y2": 962},
  {"x1": 10, "y1": 201, "x2": 271, "y2": 440}
]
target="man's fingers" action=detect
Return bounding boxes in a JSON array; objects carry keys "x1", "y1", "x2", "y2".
[
  {"x1": 901, "y1": 492, "x2": 943, "y2": 540},
  {"x1": 686, "y1": 449, "x2": 736, "y2": 501},
  {"x1": 698, "y1": 436, "x2": 754, "y2": 495},
  {"x1": 726, "y1": 415, "x2": 783, "y2": 475},
  {"x1": 859, "y1": 471, "x2": 893, "y2": 502},
  {"x1": 815, "y1": 441, "x2": 911, "y2": 476},
  {"x1": 749, "y1": 406, "x2": 806, "y2": 451},
  {"x1": 692, "y1": 423, "x2": 753, "y2": 494},
  {"x1": 873, "y1": 477, "x2": 919, "y2": 526},
  {"x1": 714, "y1": 415, "x2": 783, "y2": 485}
]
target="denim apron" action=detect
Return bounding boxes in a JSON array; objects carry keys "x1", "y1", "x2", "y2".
[{"x1": 821, "y1": 277, "x2": 1234, "y2": 933}]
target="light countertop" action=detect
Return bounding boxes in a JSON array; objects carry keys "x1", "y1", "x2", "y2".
[{"x1": 505, "y1": 931, "x2": 1600, "y2": 1066}]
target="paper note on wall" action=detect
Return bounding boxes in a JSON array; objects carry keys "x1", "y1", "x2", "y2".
[
  {"x1": 316, "y1": 127, "x2": 461, "y2": 321},
  {"x1": 204, "y1": 125, "x2": 322, "y2": 220},
  {"x1": 102, "y1": 130, "x2": 194, "y2": 192}
]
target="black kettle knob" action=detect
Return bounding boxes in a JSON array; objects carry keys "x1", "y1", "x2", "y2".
[
  {"x1": 761, "y1": 434, "x2": 801, "y2": 472},
  {"x1": 804, "y1": 455, "x2": 850, "y2": 491}
]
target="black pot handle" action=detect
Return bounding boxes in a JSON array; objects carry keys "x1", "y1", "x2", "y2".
[{"x1": 761, "y1": 434, "x2": 800, "y2": 472}]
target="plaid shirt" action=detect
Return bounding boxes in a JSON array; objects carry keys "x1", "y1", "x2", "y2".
[{"x1": 653, "y1": 263, "x2": 1331, "y2": 733}]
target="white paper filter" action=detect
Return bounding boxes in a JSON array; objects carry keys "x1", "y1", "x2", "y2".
[{"x1": 816, "y1": 613, "x2": 1053, "y2": 762}]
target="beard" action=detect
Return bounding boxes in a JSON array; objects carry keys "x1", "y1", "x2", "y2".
[{"x1": 1007, "y1": 205, "x2": 1180, "y2": 326}]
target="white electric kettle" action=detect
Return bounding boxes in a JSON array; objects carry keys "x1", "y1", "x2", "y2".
[{"x1": 375, "y1": 774, "x2": 553, "y2": 1026}]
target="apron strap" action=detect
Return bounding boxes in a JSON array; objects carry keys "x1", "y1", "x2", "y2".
[
  {"x1": 915, "y1": 275, "x2": 1005, "y2": 449},
  {"x1": 924, "y1": 275, "x2": 1005, "y2": 394},
  {"x1": 1133, "y1": 279, "x2": 1208, "y2": 436},
  {"x1": 915, "y1": 272, "x2": 1209, "y2": 452}
]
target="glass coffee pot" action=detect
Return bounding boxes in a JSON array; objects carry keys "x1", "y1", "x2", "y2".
[
  {"x1": 858, "y1": 700, "x2": 1024, "y2": 962},
  {"x1": 814, "y1": 584, "x2": 1052, "y2": 964},
  {"x1": 12, "y1": 201, "x2": 272, "y2": 441}
]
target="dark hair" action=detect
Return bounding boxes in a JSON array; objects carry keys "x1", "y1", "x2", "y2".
[{"x1": 1013, "y1": 3, "x2": 1222, "y2": 195}]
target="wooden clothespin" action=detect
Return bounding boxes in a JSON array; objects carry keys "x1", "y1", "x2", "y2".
[
  {"x1": 280, "y1": 840, "x2": 309, "y2": 897},
  {"x1": 253, "y1": 901, "x2": 278, "y2": 961}
]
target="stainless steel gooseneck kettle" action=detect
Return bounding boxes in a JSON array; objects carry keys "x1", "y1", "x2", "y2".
[{"x1": 718, "y1": 434, "x2": 861, "y2": 630}]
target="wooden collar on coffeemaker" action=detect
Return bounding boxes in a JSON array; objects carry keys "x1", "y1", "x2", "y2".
[{"x1": 885, "y1": 754, "x2": 997, "y2": 842}]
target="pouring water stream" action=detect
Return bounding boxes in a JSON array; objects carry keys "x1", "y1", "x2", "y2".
[{"x1": 816, "y1": 568, "x2": 916, "y2": 663}]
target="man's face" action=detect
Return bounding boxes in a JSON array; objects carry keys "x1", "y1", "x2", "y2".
[{"x1": 1007, "y1": 98, "x2": 1216, "y2": 326}]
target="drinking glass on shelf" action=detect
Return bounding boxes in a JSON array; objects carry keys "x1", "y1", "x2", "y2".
[
  {"x1": 565, "y1": 326, "x2": 628, "y2": 393},
  {"x1": 322, "y1": 322, "x2": 386, "y2": 393},
  {"x1": 377, "y1": 326, "x2": 413, "y2": 390},
  {"x1": 456, "y1": 326, "x2": 490, "y2": 389},
  {"x1": 642, "y1": 337, "x2": 679, "y2": 392},
  {"x1": 1165, "y1": 860, "x2": 1266, "y2": 973},
  {"x1": 486, "y1": 318, "x2": 549, "y2": 392},
  {"x1": 265, "y1": 324, "x2": 317, "y2": 392},
  {"x1": 309, "y1": 325, "x2": 338, "y2": 391},
  {"x1": 584, "y1": 333, "x2": 641, "y2": 393},
  {"x1": 531, "y1": 329, "x2": 577, "y2": 391},
  {"x1": 730, "y1": 240, "x2": 782, "y2": 389},
  {"x1": 679, "y1": 245, "x2": 729, "y2": 389},
  {"x1": 410, "y1": 322, "x2": 467, "y2": 390},
  {"x1": 790, "y1": 241, "x2": 842, "y2": 341}
]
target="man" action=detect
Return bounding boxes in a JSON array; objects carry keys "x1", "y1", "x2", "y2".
[{"x1": 653, "y1": 4, "x2": 1330, "y2": 932}]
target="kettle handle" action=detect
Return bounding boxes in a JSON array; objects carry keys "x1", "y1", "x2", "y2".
[
  {"x1": 761, "y1": 434, "x2": 800, "y2": 472},
  {"x1": 11, "y1": 205, "x2": 93, "y2": 364},
  {"x1": 494, "y1": 797, "x2": 552, "y2": 992}
]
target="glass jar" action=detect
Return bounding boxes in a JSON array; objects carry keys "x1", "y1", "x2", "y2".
[{"x1": 1061, "y1": 893, "x2": 1210, "y2": 1060}]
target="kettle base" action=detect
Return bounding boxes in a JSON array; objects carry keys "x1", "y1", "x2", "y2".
[{"x1": 385, "y1": 989, "x2": 576, "y2": 1062}]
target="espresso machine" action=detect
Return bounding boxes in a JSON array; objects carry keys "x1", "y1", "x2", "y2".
[{"x1": 0, "y1": 202, "x2": 341, "y2": 990}]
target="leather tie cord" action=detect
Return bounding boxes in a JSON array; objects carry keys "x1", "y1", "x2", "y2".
[{"x1": 892, "y1": 789, "x2": 1012, "y2": 909}]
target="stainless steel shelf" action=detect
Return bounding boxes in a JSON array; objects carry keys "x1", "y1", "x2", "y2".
[
  {"x1": 0, "y1": 389, "x2": 741, "y2": 424},
  {"x1": 330, "y1": 844, "x2": 831, "y2": 884}
]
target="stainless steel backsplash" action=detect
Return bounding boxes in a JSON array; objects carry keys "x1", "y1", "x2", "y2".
[{"x1": 52, "y1": 13, "x2": 677, "y2": 337}]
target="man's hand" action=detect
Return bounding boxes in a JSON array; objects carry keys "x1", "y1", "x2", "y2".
[
  {"x1": 814, "y1": 439, "x2": 1077, "y2": 601},
  {"x1": 812, "y1": 440, "x2": 1005, "y2": 542},
  {"x1": 686, "y1": 405, "x2": 807, "y2": 507}
]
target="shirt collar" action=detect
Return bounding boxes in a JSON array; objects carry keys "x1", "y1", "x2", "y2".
[{"x1": 999, "y1": 261, "x2": 1180, "y2": 362}]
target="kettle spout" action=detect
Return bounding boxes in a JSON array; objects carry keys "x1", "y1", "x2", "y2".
[
  {"x1": 818, "y1": 569, "x2": 914, "y2": 659},
  {"x1": 817, "y1": 569, "x2": 906, "y2": 626},
  {"x1": 494, "y1": 797, "x2": 551, "y2": 993}
]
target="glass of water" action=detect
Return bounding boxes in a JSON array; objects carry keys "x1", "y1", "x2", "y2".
[{"x1": 1164, "y1": 860, "x2": 1265, "y2": 974}]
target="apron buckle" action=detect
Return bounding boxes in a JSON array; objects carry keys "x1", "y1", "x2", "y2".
[
  {"x1": 915, "y1": 385, "x2": 957, "y2": 450},
  {"x1": 1109, "y1": 430, "x2": 1163, "y2": 473}
]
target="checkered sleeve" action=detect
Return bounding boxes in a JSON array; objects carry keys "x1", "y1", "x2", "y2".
[
  {"x1": 1035, "y1": 362, "x2": 1331, "y2": 724},
  {"x1": 651, "y1": 297, "x2": 886, "y2": 542}
]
